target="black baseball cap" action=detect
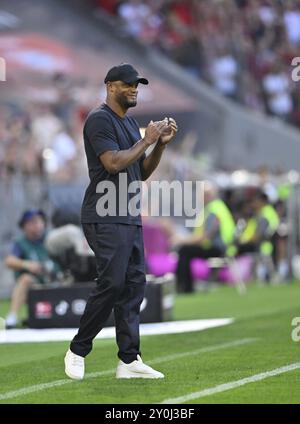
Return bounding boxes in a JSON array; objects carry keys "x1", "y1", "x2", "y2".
[{"x1": 104, "y1": 63, "x2": 149, "y2": 85}]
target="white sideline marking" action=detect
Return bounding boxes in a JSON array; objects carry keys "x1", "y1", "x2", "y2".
[
  {"x1": 0, "y1": 319, "x2": 233, "y2": 344},
  {"x1": 147, "y1": 338, "x2": 257, "y2": 365},
  {"x1": 162, "y1": 363, "x2": 300, "y2": 404},
  {"x1": 0, "y1": 338, "x2": 255, "y2": 401}
]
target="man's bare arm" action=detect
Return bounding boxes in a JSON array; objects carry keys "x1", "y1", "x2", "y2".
[
  {"x1": 140, "y1": 142, "x2": 166, "y2": 181},
  {"x1": 5, "y1": 255, "x2": 43, "y2": 274},
  {"x1": 100, "y1": 121, "x2": 167, "y2": 174}
]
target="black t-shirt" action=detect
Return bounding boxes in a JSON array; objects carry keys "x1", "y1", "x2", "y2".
[{"x1": 81, "y1": 103, "x2": 145, "y2": 225}]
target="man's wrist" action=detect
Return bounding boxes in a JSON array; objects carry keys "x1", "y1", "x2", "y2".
[
  {"x1": 156, "y1": 139, "x2": 167, "y2": 149},
  {"x1": 141, "y1": 137, "x2": 152, "y2": 148}
]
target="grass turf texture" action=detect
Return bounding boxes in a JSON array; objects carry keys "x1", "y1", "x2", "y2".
[{"x1": 0, "y1": 281, "x2": 300, "y2": 404}]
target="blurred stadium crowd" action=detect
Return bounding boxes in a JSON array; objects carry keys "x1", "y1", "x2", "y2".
[
  {"x1": 0, "y1": 74, "x2": 95, "y2": 183},
  {"x1": 2, "y1": 0, "x2": 300, "y2": 184},
  {"x1": 92, "y1": 0, "x2": 300, "y2": 126}
]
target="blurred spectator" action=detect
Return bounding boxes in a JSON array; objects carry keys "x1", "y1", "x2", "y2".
[
  {"x1": 118, "y1": 0, "x2": 157, "y2": 40},
  {"x1": 31, "y1": 105, "x2": 62, "y2": 151},
  {"x1": 273, "y1": 199, "x2": 289, "y2": 281},
  {"x1": 284, "y1": 1, "x2": 300, "y2": 47},
  {"x1": 173, "y1": 181, "x2": 236, "y2": 293},
  {"x1": 262, "y1": 63, "x2": 293, "y2": 119},
  {"x1": 43, "y1": 125, "x2": 77, "y2": 180},
  {"x1": 236, "y1": 191, "x2": 279, "y2": 281},
  {"x1": 210, "y1": 48, "x2": 238, "y2": 99},
  {"x1": 4, "y1": 209, "x2": 61, "y2": 328},
  {"x1": 0, "y1": 107, "x2": 44, "y2": 180}
]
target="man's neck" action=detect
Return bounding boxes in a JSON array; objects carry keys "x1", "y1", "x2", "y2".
[{"x1": 105, "y1": 98, "x2": 127, "y2": 118}]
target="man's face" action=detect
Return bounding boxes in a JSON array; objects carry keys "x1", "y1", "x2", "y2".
[
  {"x1": 23, "y1": 215, "x2": 45, "y2": 240},
  {"x1": 108, "y1": 81, "x2": 139, "y2": 109}
]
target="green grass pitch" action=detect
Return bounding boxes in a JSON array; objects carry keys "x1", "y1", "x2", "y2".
[{"x1": 0, "y1": 281, "x2": 300, "y2": 404}]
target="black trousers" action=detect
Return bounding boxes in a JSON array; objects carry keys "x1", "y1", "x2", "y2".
[
  {"x1": 176, "y1": 244, "x2": 223, "y2": 293},
  {"x1": 70, "y1": 223, "x2": 146, "y2": 364}
]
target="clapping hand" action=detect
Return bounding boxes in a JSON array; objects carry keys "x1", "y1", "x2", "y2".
[{"x1": 158, "y1": 117, "x2": 178, "y2": 145}]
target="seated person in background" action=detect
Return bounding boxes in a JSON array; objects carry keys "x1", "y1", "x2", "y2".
[
  {"x1": 235, "y1": 201, "x2": 258, "y2": 254},
  {"x1": 236, "y1": 192, "x2": 279, "y2": 255},
  {"x1": 4, "y1": 209, "x2": 61, "y2": 328},
  {"x1": 236, "y1": 191, "x2": 279, "y2": 281},
  {"x1": 173, "y1": 182, "x2": 236, "y2": 293},
  {"x1": 273, "y1": 200, "x2": 289, "y2": 281}
]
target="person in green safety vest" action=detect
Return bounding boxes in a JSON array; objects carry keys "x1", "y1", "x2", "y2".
[
  {"x1": 4, "y1": 209, "x2": 61, "y2": 329},
  {"x1": 173, "y1": 182, "x2": 236, "y2": 293},
  {"x1": 236, "y1": 191, "x2": 279, "y2": 258},
  {"x1": 273, "y1": 199, "x2": 289, "y2": 280}
]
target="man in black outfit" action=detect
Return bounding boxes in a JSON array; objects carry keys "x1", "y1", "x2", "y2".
[{"x1": 64, "y1": 64, "x2": 177, "y2": 380}]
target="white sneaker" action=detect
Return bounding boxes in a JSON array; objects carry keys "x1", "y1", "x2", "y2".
[
  {"x1": 64, "y1": 349, "x2": 85, "y2": 380},
  {"x1": 5, "y1": 313, "x2": 18, "y2": 329},
  {"x1": 116, "y1": 355, "x2": 164, "y2": 379}
]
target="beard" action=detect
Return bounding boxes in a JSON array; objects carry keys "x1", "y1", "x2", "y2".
[
  {"x1": 126, "y1": 99, "x2": 137, "y2": 108},
  {"x1": 116, "y1": 92, "x2": 137, "y2": 109}
]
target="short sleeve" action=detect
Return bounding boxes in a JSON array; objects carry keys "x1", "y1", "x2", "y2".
[
  {"x1": 84, "y1": 113, "x2": 120, "y2": 157},
  {"x1": 11, "y1": 242, "x2": 23, "y2": 258}
]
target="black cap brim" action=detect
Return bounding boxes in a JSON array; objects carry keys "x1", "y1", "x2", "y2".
[{"x1": 124, "y1": 76, "x2": 149, "y2": 85}]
